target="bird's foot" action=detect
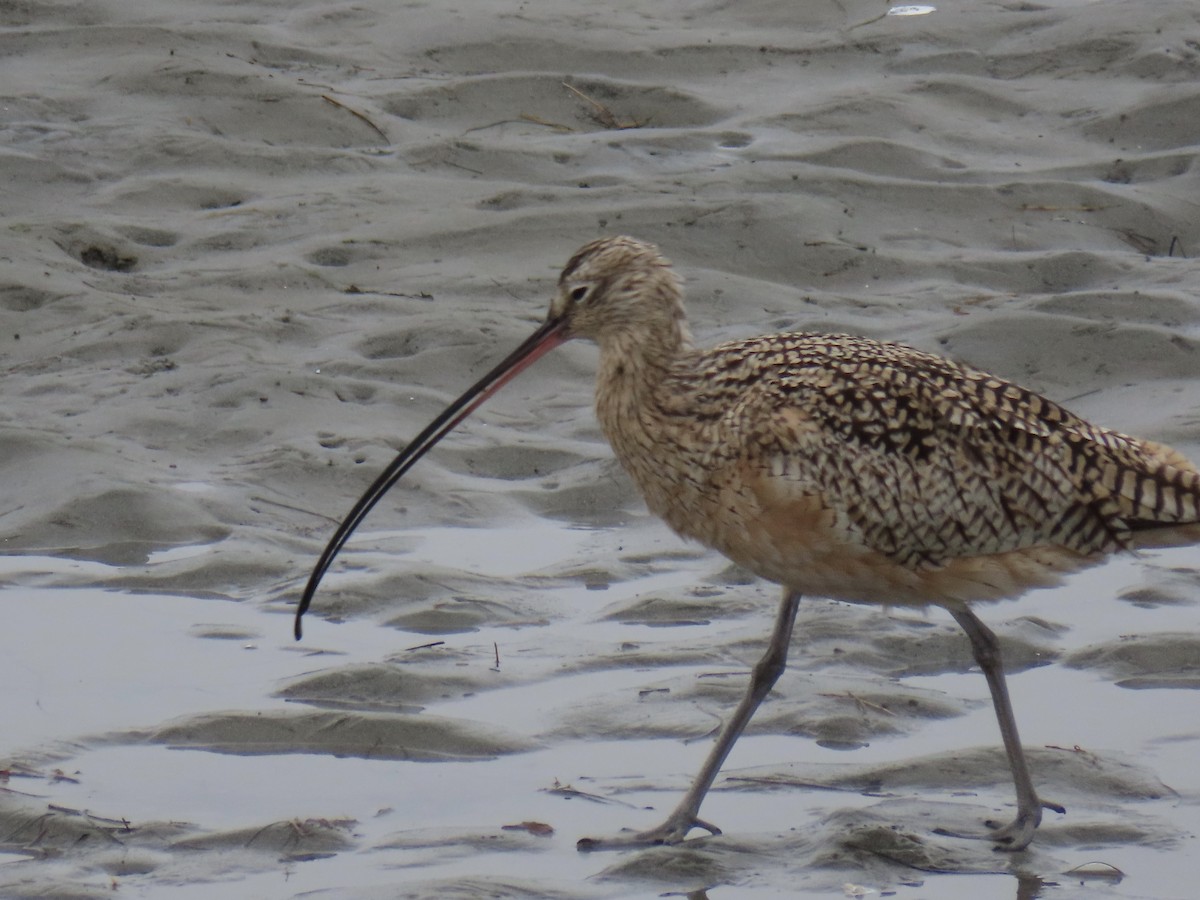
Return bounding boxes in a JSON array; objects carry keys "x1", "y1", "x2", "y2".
[
  {"x1": 576, "y1": 812, "x2": 721, "y2": 851},
  {"x1": 934, "y1": 798, "x2": 1063, "y2": 852}
]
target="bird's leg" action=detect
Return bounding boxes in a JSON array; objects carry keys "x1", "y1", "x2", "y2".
[
  {"x1": 945, "y1": 605, "x2": 1058, "y2": 851},
  {"x1": 578, "y1": 590, "x2": 802, "y2": 851}
]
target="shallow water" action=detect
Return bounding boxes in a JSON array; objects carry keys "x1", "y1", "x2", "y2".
[{"x1": 3, "y1": 534, "x2": 1198, "y2": 899}]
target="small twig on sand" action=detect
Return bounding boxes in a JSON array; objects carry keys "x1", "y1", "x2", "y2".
[
  {"x1": 562, "y1": 82, "x2": 647, "y2": 130},
  {"x1": 463, "y1": 115, "x2": 574, "y2": 134},
  {"x1": 542, "y1": 780, "x2": 640, "y2": 807},
  {"x1": 320, "y1": 94, "x2": 389, "y2": 143},
  {"x1": 344, "y1": 285, "x2": 434, "y2": 300},
  {"x1": 1113, "y1": 228, "x2": 1157, "y2": 255},
  {"x1": 250, "y1": 495, "x2": 342, "y2": 525},
  {"x1": 404, "y1": 640, "x2": 446, "y2": 652}
]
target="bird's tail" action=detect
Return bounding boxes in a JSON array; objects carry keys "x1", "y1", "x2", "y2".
[{"x1": 1120, "y1": 436, "x2": 1200, "y2": 548}]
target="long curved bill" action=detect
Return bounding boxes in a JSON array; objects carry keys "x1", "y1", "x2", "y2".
[{"x1": 294, "y1": 313, "x2": 569, "y2": 639}]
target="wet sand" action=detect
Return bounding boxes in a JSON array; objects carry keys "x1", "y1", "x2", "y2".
[{"x1": 2, "y1": 0, "x2": 1200, "y2": 897}]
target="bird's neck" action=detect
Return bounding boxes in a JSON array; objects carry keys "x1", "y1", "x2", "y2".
[
  {"x1": 592, "y1": 315, "x2": 701, "y2": 529},
  {"x1": 592, "y1": 311, "x2": 693, "y2": 421}
]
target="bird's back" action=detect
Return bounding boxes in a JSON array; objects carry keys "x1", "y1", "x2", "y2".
[{"x1": 601, "y1": 331, "x2": 1200, "y2": 606}]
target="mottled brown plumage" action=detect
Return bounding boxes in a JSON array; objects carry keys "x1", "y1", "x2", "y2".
[
  {"x1": 297, "y1": 235, "x2": 1200, "y2": 853},
  {"x1": 566, "y1": 236, "x2": 1200, "y2": 608}
]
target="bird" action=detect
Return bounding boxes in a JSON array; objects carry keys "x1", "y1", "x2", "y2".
[{"x1": 294, "y1": 235, "x2": 1200, "y2": 852}]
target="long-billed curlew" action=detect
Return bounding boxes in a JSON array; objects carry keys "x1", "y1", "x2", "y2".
[{"x1": 294, "y1": 236, "x2": 1200, "y2": 851}]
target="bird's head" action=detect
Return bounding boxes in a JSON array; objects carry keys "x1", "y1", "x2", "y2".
[
  {"x1": 294, "y1": 235, "x2": 689, "y2": 639},
  {"x1": 548, "y1": 236, "x2": 690, "y2": 349}
]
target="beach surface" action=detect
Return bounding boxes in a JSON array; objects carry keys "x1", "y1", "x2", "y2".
[{"x1": 2, "y1": 0, "x2": 1200, "y2": 897}]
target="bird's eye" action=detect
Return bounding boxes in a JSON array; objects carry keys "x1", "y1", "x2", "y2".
[{"x1": 570, "y1": 285, "x2": 590, "y2": 303}]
